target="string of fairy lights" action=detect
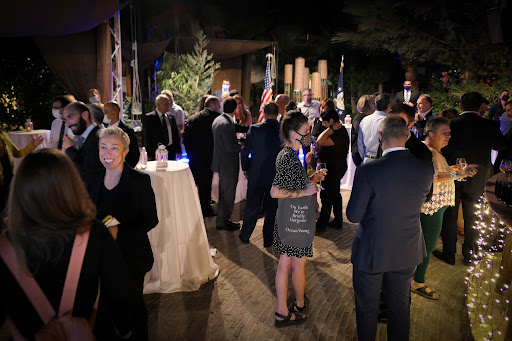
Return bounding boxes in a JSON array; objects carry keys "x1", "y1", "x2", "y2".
[{"x1": 466, "y1": 194, "x2": 510, "y2": 340}]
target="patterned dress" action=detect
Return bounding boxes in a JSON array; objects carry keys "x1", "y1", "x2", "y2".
[
  {"x1": 272, "y1": 146, "x2": 313, "y2": 258},
  {"x1": 421, "y1": 147, "x2": 455, "y2": 215}
]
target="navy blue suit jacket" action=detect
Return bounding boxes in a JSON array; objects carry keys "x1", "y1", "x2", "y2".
[
  {"x1": 347, "y1": 150, "x2": 434, "y2": 273},
  {"x1": 240, "y1": 119, "x2": 282, "y2": 188}
]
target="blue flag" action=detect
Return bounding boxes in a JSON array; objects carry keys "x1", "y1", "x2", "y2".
[{"x1": 335, "y1": 59, "x2": 345, "y2": 122}]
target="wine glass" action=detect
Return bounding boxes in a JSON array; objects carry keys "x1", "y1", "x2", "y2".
[
  {"x1": 456, "y1": 158, "x2": 467, "y2": 182},
  {"x1": 500, "y1": 159, "x2": 512, "y2": 181},
  {"x1": 316, "y1": 163, "x2": 327, "y2": 190}
]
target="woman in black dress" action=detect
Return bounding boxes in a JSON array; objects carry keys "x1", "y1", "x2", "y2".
[
  {"x1": 85, "y1": 127, "x2": 158, "y2": 341},
  {"x1": 270, "y1": 111, "x2": 324, "y2": 327}
]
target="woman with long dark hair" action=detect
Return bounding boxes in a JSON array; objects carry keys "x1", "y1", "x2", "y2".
[{"x1": 0, "y1": 149, "x2": 135, "y2": 339}]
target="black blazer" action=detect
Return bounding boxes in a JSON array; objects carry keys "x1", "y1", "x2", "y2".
[
  {"x1": 117, "y1": 120, "x2": 140, "y2": 169},
  {"x1": 413, "y1": 111, "x2": 436, "y2": 139},
  {"x1": 442, "y1": 111, "x2": 506, "y2": 198},
  {"x1": 347, "y1": 150, "x2": 434, "y2": 273},
  {"x1": 351, "y1": 113, "x2": 366, "y2": 166},
  {"x1": 85, "y1": 166, "x2": 159, "y2": 277},
  {"x1": 65, "y1": 125, "x2": 103, "y2": 180},
  {"x1": 183, "y1": 108, "x2": 220, "y2": 170},
  {"x1": 143, "y1": 110, "x2": 180, "y2": 160},
  {"x1": 240, "y1": 119, "x2": 282, "y2": 187},
  {"x1": 395, "y1": 90, "x2": 419, "y2": 105}
]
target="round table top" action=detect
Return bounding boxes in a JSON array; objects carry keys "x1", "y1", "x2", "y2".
[
  {"x1": 9, "y1": 129, "x2": 50, "y2": 135},
  {"x1": 138, "y1": 160, "x2": 189, "y2": 173}
]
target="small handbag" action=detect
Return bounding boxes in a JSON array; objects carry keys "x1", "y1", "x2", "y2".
[{"x1": 277, "y1": 195, "x2": 316, "y2": 248}]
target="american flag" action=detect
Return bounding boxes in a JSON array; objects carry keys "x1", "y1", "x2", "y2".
[{"x1": 257, "y1": 59, "x2": 273, "y2": 122}]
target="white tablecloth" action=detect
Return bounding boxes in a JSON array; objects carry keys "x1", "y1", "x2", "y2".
[
  {"x1": 340, "y1": 125, "x2": 356, "y2": 190},
  {"x1": 140, "y1": 161, "x2": 219, "y2": 294},
  {"x1": 211, "y1": 157, "x2": 247, "y2": 203},
  {"x1": 8, "y1": 130, "x2": 51, "y2": 170}
]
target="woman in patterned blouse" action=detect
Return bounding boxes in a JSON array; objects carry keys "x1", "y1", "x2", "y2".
[
  {"x1": 270, "y1": 111, "x2": 324, "y2": 327},
  {"x1": 410, "y1": 117, "x2": 476, "y2": 300}
]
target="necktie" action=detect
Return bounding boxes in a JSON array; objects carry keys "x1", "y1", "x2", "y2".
[
  {"x1": 76, "y1": 136, "x2": 85, "y2": 150},
  {"x1": 161, "y1": 114, "x2": 170, "y2": 146},
  {"x1": 57, "y1": 120, "x2": 65, "y2": 150},
  {"x1": 405, "y1": 91, "x2": 411, "y2": 103}
]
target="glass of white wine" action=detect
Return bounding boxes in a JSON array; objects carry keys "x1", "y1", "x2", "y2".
[
  {"x1": 500, "y1": 159, "x2": 512, "y2": 181},
  {"x1": 316, "y1": 162, "x2": 327, "y2": 190},
  {"x1": 456, "y1": 158, "x2": 467, "y2": 182}
]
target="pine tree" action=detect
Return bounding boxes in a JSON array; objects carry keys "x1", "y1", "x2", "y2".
[{"x1": 156, "y1": 30, "x2": 220, "y2": 117}]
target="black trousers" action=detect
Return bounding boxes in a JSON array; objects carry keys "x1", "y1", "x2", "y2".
[
  {"x1": 353, "y1": 266, "x2": 415, "y2": 341},
  {"x1": 317, "y1": 169, "x2": 345, "y2": 225},
  {"x1": 190, "y1": 163, "x2": 213, "y2": 213},
  {"x1": 440, "y1": 181, "x2": 478, "y2": 259},
  {"x1": 240, "y1": 182, "x2": 277, "y2": 244}
]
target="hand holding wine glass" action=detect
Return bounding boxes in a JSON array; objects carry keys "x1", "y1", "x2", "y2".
[
  {"x1": 456, "y1": 158, "x2": 467, "y2": 182},
  {"x1": 316, "y1": 162, "x2": 327, "y2": 190}
]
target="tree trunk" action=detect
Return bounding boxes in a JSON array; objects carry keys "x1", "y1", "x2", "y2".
[{"x1": 402, "y1": 58, "x2": 419, "y2": 92}]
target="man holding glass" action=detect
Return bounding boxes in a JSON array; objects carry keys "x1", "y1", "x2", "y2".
[{"x1": 435, "y1": 92, "x2": 506, "y2": 266}]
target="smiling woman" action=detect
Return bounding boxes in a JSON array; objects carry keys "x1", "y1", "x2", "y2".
[{"x1": 84, "y1": 126, "x2": 158, "y2": 340}]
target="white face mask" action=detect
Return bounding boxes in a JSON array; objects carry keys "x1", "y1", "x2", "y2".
[
  {"x1": 52, "y1": 109, "x2": 62, "y2": 119},
  {"x1": 89, "y1": 96, "x2": 99, "y2": 104},
  {"x1": 103, "y1": 116, "x2": 111, "y2": 124}
]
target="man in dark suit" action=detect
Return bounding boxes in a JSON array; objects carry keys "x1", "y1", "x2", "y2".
[
  {"x1": 213, "y1": 79, "x2": 231, "y2": 103},
  {"x1": 143, "y1": 94, "x2": 180, "y2": 161},
  {"x1": 412, "y1": 94, "x2": 436, "y2": 139},
  {"x1": 103, "y1": 101, "x2": 140, "y2": 168},
  {"x1": 488, "y1": 90, "x2": 509, "y2": 122},
  {"x1": 239, "y1": 102, "x2": 282, "y2": 246},
  {"x1": 62, "y1": 101, "x2": 103, "y2": 180},
  {"x1": 395, "y1": 80, "x2": 419, "y2": 107},
  {"x1": 212, "y1": 97, "x2": 241, "y2": 231},
  {"x1": 378, "y1": 103, "x2": 433, "y2": 164},
  {"x1": 347, "y1": 115, "x2": 434, "y2": 341},
  {"x1": 435, "y1": 92, "x2": 506, "y2": 266},
  {"x1": 183, "y1": 96, "x2": 221, "y2": 217}
]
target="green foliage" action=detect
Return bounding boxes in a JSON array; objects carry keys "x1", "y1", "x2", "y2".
[
  {"x1": 156, "y1": 31, "x2": 220, "y2": 117},
  {"x1": 427, "y1": 60, "x2": 512, "y2": 114},
  {"x1": 333, "y1": 0, "x2": 502, "y2": 72},
  {"x1": 0, "y1": 47, "x2": 66, "y2": 131}
]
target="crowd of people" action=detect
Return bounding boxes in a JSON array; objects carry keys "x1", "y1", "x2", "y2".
[{"x1": 0, "y1": 78, "x2": 511, "y2": 340}]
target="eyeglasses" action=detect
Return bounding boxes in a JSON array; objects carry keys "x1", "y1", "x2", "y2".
[{"x1": 52, "y1": 107, "x2": 62, "y2": 110}]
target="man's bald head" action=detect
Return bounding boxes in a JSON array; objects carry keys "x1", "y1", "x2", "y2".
[{"x1": 275, "y1": 94, "x2": 291, "y2": 115}]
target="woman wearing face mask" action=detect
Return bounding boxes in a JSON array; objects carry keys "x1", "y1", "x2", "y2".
[
  {"x1": 315, "y1": 109, "x2": 350, "y2": 231},
  {"x1": 85, "y1": 127, "x2": 158, "y2": 340},
  {"x1": 270, "y1": 110, "x2": 324, "y2": 327},
  {"x1": 49, "y1": 95, "x2": 74, "y2": 150}
]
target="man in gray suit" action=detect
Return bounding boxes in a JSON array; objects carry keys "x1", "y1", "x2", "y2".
[
  {"x1": 347, "y1": 116, "x2": 434, "y2": 341},
  {"x1": 212, "y1": 97, "x2": 241, "y2": 231}
]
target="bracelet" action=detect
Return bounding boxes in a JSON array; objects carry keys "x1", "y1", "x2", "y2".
[{"x1": 450, "y1": 171, "x2": 459, "y2": 180}]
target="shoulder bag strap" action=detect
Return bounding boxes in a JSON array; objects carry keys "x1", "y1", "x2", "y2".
[
  {"x1": 0, "y1": 233, "x2": 55, "y2": 324},
  {"x1": 58, "y1": 226, "x2": 90, "y2": 316}
]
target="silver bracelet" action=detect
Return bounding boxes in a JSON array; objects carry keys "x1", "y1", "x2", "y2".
[{"x1": 450, "y1": 171, "x2": 458, "y2": 180}]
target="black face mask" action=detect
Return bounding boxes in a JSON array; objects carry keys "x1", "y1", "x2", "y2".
[
  {"x1": 502, "y1": 94, "x2": 510, "y2": 102},
  {"x1": 404, "y1": 85, "x2": 412, "y2": 91}
]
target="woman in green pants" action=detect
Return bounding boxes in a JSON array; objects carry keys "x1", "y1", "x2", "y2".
[{"x1": 410, "y1": 117, "x2": 476, "y2": 299}]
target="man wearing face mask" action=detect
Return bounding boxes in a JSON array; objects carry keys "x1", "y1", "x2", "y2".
[
  {"x1": 103, "y1": 101, "x2": 140, "y2": 168},
  {"x1": 88, "y1": 88, "x2": 102, "y2": 105},
  {"x1": 395, "y1": 80, "x2": 420, "y2": 108},
  {"x1": 62, "y1": 101, "x2": 103, "y2": 180},
  {"x1": 489, "y1": 90, "x2": 510, "y2": 123},
  {"x1": 315, "y1": 109, "x2": 350, "y2": 231},
  {"x1": 49, "y1": 95, "x2": 73, "y2": 150}
]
